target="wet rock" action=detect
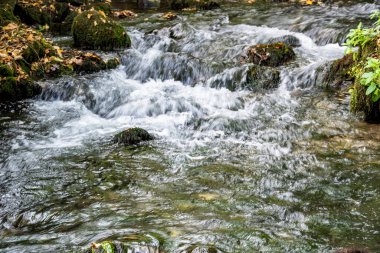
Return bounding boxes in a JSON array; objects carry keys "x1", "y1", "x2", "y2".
[
  {"x1": 114, "y1": 128, "x2": 154, "y2": 146},
  {"x1": 106, "y1": 58, "x2": 120, "y2": 70},
  {"x1": 322, "y1": 53, "x2": 354, "y2": 89},
  {"x1": 267, "y1": 35, "x2": 301, "y2": 48},
  {"x1": 86, "y1": 234, "x2": 161, "y2": 253},
  {"x1": 72, "y1": 10, "x2": 131, "y2": 51},
  {"x1": 0, "y1": 76, "x2": 41, "y2": 102},
  {"x1": 247, "y1": 42, "x2": 296, "y2": 67},
  {"x1": 169, "y1": 23, "x2": 193, "y2": 39},
  {"x1": 245, "y1": 65, "x2": 281, "y2": 90}
]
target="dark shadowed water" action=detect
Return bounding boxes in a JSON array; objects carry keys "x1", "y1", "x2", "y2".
[{"x1": 1, "y1": 2, "x2": 380, "y2": 252}]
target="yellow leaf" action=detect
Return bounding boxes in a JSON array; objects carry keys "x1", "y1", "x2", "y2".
[
  {"x1": 98, "y1": 10, "x2": 106, "y2": 18},
  {"x1": 27, "y1": 34, "x2": 34, "y2": 41},
  {"x1": 94, "y1": 21, "x2": 97, "y2": 26},
  {"x1": 3, "y1": 23, "x2": 18, "y2": 31},
  {"x1": 87, "y1": 13, "x2": 93, "y2": 19}
]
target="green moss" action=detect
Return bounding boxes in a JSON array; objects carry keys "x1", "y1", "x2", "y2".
[
  {"x1": 0, "y1": 4, "x2": 18, "y2": 26},
  {"x1": 347, "y1": 39, "x2": 380, "y2": 122},
  {"x1": 22, "y1": 39, "x2": 55, "y2": 64},
  {"x1": 0, "y1": 64, "x2": 14, "y2": 77},
  {"x1": 350, "y1": 81, "x2": 380, "y2": 122},
  {"x1": 114, "y1": 128, "x2": 154, "y2": 146},
  {"x1": 323, "y1": 53, "x2": 354, "y2": 89},
  {"x1": 247, "y1": 42, "x2": 295, "y2": 67},
  {"x1": 0, "y1": 77, "x2": 41, "y2": 101},
  {"x1": 72, "y1": 10, "x2": 131, "y2": 51}
]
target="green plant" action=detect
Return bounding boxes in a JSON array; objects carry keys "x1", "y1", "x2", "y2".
[
  {"x1": 344, "y1": 11, "x2": 380, "y2": 58},
  {"x1": 359, "y1": 58, "x2": 380, "y2": 102}
]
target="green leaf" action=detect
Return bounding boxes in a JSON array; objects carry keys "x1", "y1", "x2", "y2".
[
  {"x1": 372, "y1": 91, "x2": 380, "y2": 102},
  {"x1": 366, "y1": 83, "x2": 377, "y2": 95}
]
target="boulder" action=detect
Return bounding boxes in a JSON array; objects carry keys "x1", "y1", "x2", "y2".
[
  {"x1": 245, "y1": 65, "x2": 281, "y2": 90},
  {"x1": 72, "y1": 10, "x2": 131, "y2": 51},
  {"x1": 0, "y1": 75, "x2": 41, "y2": 102},
  {"x1": 114, "y1": 128, "x2": 154, "y2": 146},
  {"x1": 247, "y1": 42, "x2": 295, "y2": 67},
  {"x1": 14, "y1": 2, "x2": 52, "y2": 26}
]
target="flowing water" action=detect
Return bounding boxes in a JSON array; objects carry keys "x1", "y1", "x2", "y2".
[{"x1": 1, "y1": 2, "x2": 380, "y2": 252}]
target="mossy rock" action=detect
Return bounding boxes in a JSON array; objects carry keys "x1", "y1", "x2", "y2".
[
  {"x1": 31, "y1": 60, "x2": 74, "y2": 79},
  {"x1": 0, "y1": 77, "x2": 41, "y2": 101},
  {"x1": 51, "y1": 10, "x2": 79, "y2": 35},
  {"x1": 14, "y1": 2, "x2": 51, "y2": 25},
  {"x1": 0, "y1": 4, "x2": 19, "y2": 26},
  {"x1": 322, "y1": 53, "x2": 354, "y2": 89},
  {"x1": 169, "y1": 0, "x2": 220, "y2": 10},
  {"x1": 247, "y1": 42, "x2": 296, "y2": 67},
  {"x1": 85, "y1": 2, "x2": 112, "y2": 15},
  {"x1": 22, "y1": 40, "x2": 56, "y2": 64},
  {"x1": 245, "y1": 65, "x2": 281, "y2": 91},
  {"x1": 114, "y1": 128, "x2": 154, "y2": 146},
  {"x1": 0, "y1": 64, "x2": 15, "y2": 78},
  {"x1": 106, "y1": 58, "x2": 120, "y2": 69},
  {"x1": 72, "y1": 10, "x2": 131, "y2": 51}
]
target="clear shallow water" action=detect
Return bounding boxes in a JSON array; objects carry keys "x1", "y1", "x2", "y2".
[{"x1": 1, "y1": 2, "x2": 380, "y2": 252}]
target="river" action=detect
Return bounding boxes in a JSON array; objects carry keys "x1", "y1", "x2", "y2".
[{"x1": 1, "y1": 1, "x2": 380, "y2": 252}]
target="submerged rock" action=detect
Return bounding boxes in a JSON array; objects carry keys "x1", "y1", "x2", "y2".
[
  {"x1": 247, "y1": 42, "x2": 295, "y2": 67},
  {"x1": 86, "y1": 233, "x2": 161, "y2": 253},
  {"x1": 182, "y1": 245, "x2": 222, "y2": 253},
  {"x1": 72, "y1": 10, "x2": 131, "y2": 51},
  {"x1": 245, "y1": 65, "x2": 281, "y2": 90},
  {"x1": 267, "y1": 35, "x2": 301, "y2": 48},
  {"x1": 114, "y1": 128, "x2": 154, "y2": 146}
]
